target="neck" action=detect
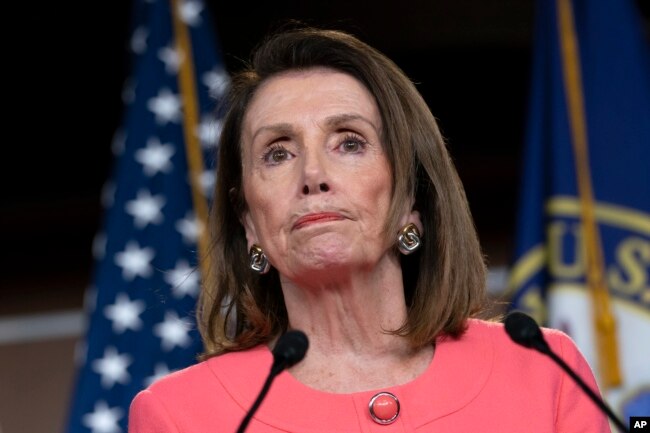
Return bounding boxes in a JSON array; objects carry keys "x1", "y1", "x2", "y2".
[
  {"x1": 281, "y1": 252, "x2": 407, "y2": 351},
  {"x1": 277, "y1": 253, "x2": 434, "y2": 393}
]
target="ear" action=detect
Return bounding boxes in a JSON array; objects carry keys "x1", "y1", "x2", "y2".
[
  {"x1": 398, "y1": 199, "x2": 424, "y2": 236},
  {"x1": 240, "y1": 210, "x2": 259, "y2": 250}
]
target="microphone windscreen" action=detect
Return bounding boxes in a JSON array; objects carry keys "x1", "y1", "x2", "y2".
[
  {"x1": 505, "y1": 311, "x2": 546, "y2": 350},
  {"x1": 272, "y1": 330, "x2": 309, "y2": 369}
]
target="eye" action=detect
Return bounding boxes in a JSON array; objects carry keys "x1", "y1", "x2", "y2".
[
  {"x1": 263, "y1": 143, "x2": 293, "y2": 165},
  {"x1": 339, "y1": 133, "x2": 367, "y2": 153}
]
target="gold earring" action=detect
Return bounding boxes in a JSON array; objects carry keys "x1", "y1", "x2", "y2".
[
  {"x1": 397, "y1": 223, "x2": 421, "y2": 255},
  {"x1": 249, "y1": 244, "x2": 270, "y2": 274}
]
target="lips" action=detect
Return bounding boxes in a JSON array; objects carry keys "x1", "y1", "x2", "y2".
[{"x1": 292, "y1": 212, "x2": 345, "y2": 230}]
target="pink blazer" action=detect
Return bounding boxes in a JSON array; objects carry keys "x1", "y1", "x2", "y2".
[{"x1": 129, "y1": 319, "x2": 611, "y2": 432}]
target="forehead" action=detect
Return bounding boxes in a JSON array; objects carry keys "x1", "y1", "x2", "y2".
[{"x1": 242, "y1": 67, "x2": 382, "y2": 136}]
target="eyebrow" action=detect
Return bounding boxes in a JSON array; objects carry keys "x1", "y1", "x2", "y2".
[
  {"x1": 251, "y1": 113, "x2": 380, "y2": 143},
  {"x1": 324, "y1": 113, "x2": 380, "y2": 132},
  {"x1": 251, "y1": 123, "x2": 294, "y2": 143}
]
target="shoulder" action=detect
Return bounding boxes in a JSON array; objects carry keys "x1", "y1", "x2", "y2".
[
  {"x1": 139, "y1": 345, "x2": 270, "y2": 399},
  {"x1": 129, "y1": 358, "x2": 216, "y2": 430},
  {"x1": 464, "y1": 317, "x2": 584, "y2": 353},
  {"x1": 463, "y1": 319, "x2": 601, "y2": 402},
  {"x1": 456, "y1": 318, "x2": 521, "y2": 354},
  {"x1": 128, "y1": 361, "x2": 211, "y2": 433},
  {"x1": 436, "y1": 319, "x2": 609, "y2": 432},
  {"x1": 462, "y1": 319, "x2": 596, "y2": 396},
  {"x1": 141, "y1": 359, "x2": 213, "y2": 396},
  {"x1": 459, "y1": 318, "x2": 591, "y2": 377},
  {"x1": 129, "y1": 346, "x2": 271, "y2": 432}
]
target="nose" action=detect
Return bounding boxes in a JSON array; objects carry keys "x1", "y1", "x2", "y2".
[
  {"x1": 301, "y1": 147, "x2": 331, "y2": 195},
  {"x1": 302, "y1": 183, "x2": 329, "y2": 195}
]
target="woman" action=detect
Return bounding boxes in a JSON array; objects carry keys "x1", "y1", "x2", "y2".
[{"x1": 129, "y1": 28, "x2": 610, "y2": 432}]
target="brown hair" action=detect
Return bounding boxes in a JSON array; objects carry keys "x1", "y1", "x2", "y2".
[{"x1": 198, "y1": 27, "x2": 487, "y2": 357}]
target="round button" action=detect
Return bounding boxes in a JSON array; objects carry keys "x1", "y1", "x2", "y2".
[{"x1": 368, "y1": 392, "x2": 400, "y2": 425}]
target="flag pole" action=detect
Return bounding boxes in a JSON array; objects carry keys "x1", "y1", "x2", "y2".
[
  {"x1": 556, "y1": 0, "x2": 621, "y2": 388},
  {"x1": 169, "y1": 0, "x2": 212, "y2": 279}
]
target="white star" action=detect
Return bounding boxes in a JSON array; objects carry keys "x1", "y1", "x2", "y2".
[
  {"x1": 147, "y1": 88, "x2": 182, "y2": 125},
  {"x1": 130, "y1": 26, "x2": 148, "y2": 54},
  {"x1": 82, "y1": 401, "x2": 123, "y2": 433},
  {"x1": 165, "y1": 260, "x2": 200, "y2": 298},
  {"x1": 197, "y1": 115, "x2": 221, "y2": 149},
  {"x1": 178, "y1": 0, "x2": 203, "y2": 26},
  {"x1": 154, "y1": 311, "x2": 192, "y2": 351},
  {"x1": 104, "y1": 293, "x2": 146, "y2": 333},
  {"x1": 125, "y1": 189, "x2": 166, "y2": 229},
  {"x1": 197, "y1": 170, "x2": 215, "y2": 197},
  {"x1": 144, "y1": 363, "x2": 172, "y2": 387},
  {"x1": 175, "y1": 211, "x2": 203, "y2": 244},
  {"x1": 92, "y1": 347, "x2": 132, "y2": 389},
  {"x1": 202, "y1": 67, "x2": 229, "y2": 98},
  {"x1": 93, "y1": 232, "x2": 106, "y2": 260},
  {"x1": 114, "y1": 241, "x2": 155, "y2": 281},
  {"x1": 158, "y1": 45, "x2": 184, "y2": 75},
  {"x1": 135, "y1": 137, "x2": 175, "y2": 176}
]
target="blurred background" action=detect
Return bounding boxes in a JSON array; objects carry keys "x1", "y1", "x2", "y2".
[{"x1": 1, "y1": 1, "x2": 648, "y2": 432}]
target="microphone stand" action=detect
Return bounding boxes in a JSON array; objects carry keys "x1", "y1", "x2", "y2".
[
  {"x1": 236, "y1": 367, "x2": 279, "y2": 433},
  {"x1": 236, "y1": 330, "x2": 309, "y2": 433},
  {"x1": 536, "y1": 342, "x2": 629, "y2": 433},
  {"x1": 505, "y1": 312, "x2": 629, "y2": 433}
]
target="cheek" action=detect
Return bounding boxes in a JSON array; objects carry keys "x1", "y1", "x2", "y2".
[
  {"x1": 368, "y1": 165, "x2": 394, "y2": 239},
  {"x1": 243, "y1": 180, "x2": 290, "y2": 242},
  {"x1": 355, "y1": 170, "x2": 393, "y2": 226},
  {"x1": 368, "y1": 159, "x2": 393, "y2": 205}
]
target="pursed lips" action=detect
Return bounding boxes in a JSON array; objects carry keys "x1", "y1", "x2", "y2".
[{"x1": 292, "y1": 212, "x2": 346, "y2": 230}]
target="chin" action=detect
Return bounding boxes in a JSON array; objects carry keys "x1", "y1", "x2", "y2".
[
  {"x1": 301, "y1": 248, "x2": 354, "y2": 270},
  {"x1": 289, "y1": 247, "x2": 377, "y2": 284}
]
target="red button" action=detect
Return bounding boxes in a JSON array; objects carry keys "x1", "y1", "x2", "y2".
[{"x1": 369, "y1": 392, "x2": 400, "y2": 425}]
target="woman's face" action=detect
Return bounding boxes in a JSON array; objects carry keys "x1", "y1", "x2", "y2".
[{"x1": 240, "y1": 68, "x2": 397, "y2": 282}]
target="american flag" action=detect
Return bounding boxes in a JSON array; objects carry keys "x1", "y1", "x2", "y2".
[{"x1": 65, "y1": 1, "x2": 227, "y2": 432}]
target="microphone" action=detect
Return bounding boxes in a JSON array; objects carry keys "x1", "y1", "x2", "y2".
[
  {"x1": 504, "y1": 312, "x2": 629, "y2": 433},
  {"x1": 270, "y1": 328, "x2": 310, "y2": 376},
  {"x1": 236, "y1": 330, "x2": 309, "y2": 433}
]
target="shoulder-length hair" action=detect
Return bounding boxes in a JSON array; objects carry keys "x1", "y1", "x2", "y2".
[{"x1": 198, "y1": 27, "x2": 487, "y2": 357}]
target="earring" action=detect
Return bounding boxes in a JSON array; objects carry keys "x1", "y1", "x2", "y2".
[
  {"x1": 397, "y1": 223, "x2": 421, "y2": 255},
  {"x1": 249, "y1": 244, "x2": 270, "y2": 274}
]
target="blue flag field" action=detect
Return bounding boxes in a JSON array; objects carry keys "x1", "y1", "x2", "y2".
[
  {"x1": 65, "y1": 1, "x2": 227, "y2": 432},
  {"x1": 509, "y1": 0, "x2": 650, "y2": 419}
]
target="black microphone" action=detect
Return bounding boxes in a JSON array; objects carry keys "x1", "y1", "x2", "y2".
[
  {"x1": 504, "y1": 312, "x2": 629, "y2": 433},
  {"x1": 236, "y1": 330, "x2": 309, "y2": 433}
]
